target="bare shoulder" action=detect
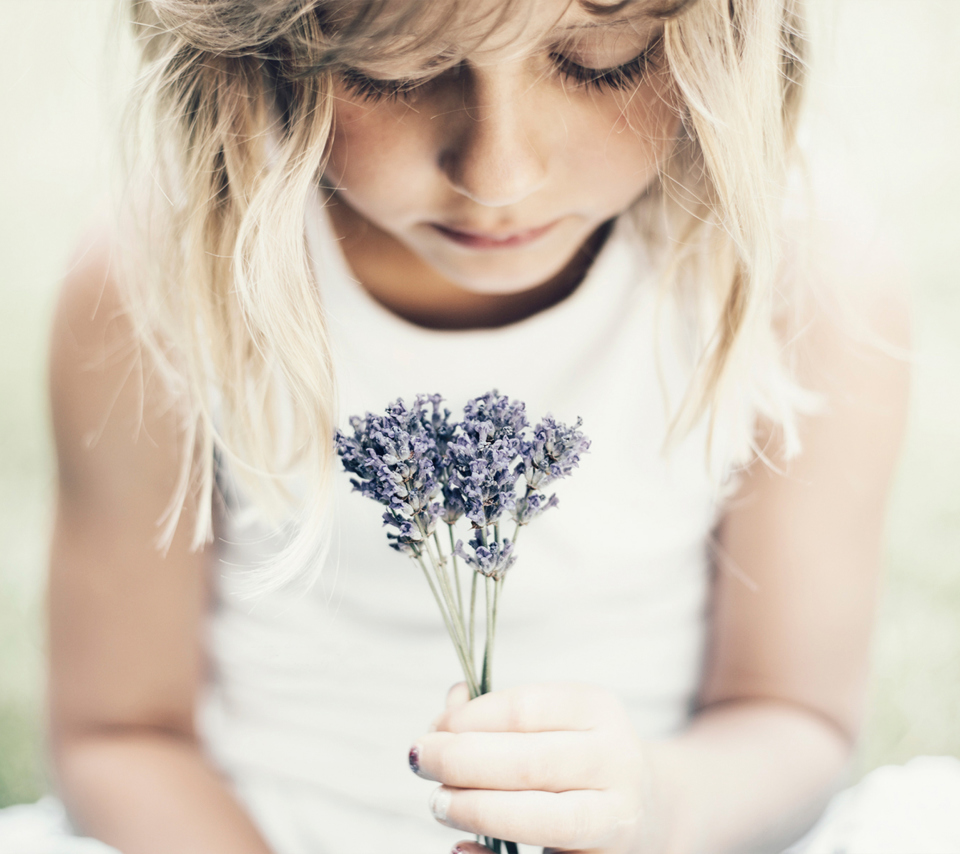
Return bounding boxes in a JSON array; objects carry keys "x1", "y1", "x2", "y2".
[
  {"x1": 703, "y1": 211, "x2": 911, "y2": 736},
  {"x1": 782, "y1": 198, "x2": 912, "y2": 475},
  {"x1": 49, "y1": 220, "x2": 207, "y2": 741},
  {"x1": 784, "y1": 183, "x2": 911, "y2": 398},
  {"x1": 50, "y1": 220, "x2": 183, "y2": 512}
]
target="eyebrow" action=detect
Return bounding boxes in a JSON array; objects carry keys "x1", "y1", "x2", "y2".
[{"x1": 578, "y1": 0, "x2": 699, "y2": 19}]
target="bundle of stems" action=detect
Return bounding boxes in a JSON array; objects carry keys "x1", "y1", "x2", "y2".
[
  {"x1": 336, "y1": 392, "x2": 589, "y2": 854},
  {"x1": 411, "y1": 520, "x2": 519, "y2": 854},
  {"x1": 411, "y1": 520, "x2": 521, "y2": 701}
]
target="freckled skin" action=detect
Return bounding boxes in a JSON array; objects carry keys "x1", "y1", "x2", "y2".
[{"x1": 323, "y1": 14, "x2": 681, "y2": 326}]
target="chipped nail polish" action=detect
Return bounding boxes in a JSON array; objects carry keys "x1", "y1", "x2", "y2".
[
  {"x1": 429, "y1": 786, "x2": 452, "y2": 822},
  {"x1": 408, "y1": 745, "x2": 420, "y2": 774}
]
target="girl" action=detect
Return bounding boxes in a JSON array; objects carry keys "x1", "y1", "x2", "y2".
[{"x1": 32, "y1": 0, "x2": 916, "y2": 851}]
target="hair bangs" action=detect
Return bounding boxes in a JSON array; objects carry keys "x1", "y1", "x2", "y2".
[
  {"x1": 286, "y1": 0, "x2": 542, "y2": 77},
  {"x1": 579, "y1": 0, "x2": 701, "y2": 21}
]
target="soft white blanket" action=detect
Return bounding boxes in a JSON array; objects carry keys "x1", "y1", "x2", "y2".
[{"x1": 2, "y1": 756, "x2": 959, "y2": 854}]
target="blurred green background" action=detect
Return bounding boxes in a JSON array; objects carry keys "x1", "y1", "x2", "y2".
[{"x1": 1, "y1": 0, "x2": 958, "y2": 809}]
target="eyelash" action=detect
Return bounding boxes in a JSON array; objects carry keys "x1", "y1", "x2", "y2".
[
  {"x1": 549, "y1": 43, "x2": 658, "y2": 93},
  {"x1": 338, "y1": 67, "x2": 426, "y2": 102},
  {"x1": 339, "y1": 43, "x2": 659, "y2": 103}
]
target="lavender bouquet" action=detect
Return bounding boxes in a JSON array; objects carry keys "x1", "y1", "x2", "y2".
[{"x1": 335, "y1": 390, "x2": 589, "y2": 853}]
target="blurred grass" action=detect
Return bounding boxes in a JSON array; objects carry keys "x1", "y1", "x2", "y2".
[
  {"x1": 0, "y1": 0, "x2": 958, "y2": 809},
  {"x1": 0, "y1": 0, "x2": 119, "y2": 806},
  {"x1": 821, "y1": 1, "x2": 960, "y2": 771}
]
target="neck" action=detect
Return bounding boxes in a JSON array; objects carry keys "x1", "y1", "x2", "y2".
[{"x1": 327, "y1": 197, "x2": 612, "y2": 330}]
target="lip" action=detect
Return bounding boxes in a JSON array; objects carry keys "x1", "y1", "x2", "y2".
[{"x1": 429, "y1": 219, "x2": 559, "y2": 250}]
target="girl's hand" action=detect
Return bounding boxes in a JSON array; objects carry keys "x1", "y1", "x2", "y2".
[{"x1": 410, "y1": 683, "x2": 658, "y2": 854}]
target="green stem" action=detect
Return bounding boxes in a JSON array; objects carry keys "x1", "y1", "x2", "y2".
[
  {"x1": 415, "y1": 554, "x2": 479, "y2": 697},
  {"x1": 447, "y1": 524, "x2": 464, "y2": 624},
  {"x1": 423, "y1": 536, "x2": 482, "y2": 697},
  {"x1": 432, "y1": 529, "x2": 463, "y2": 627},
  {"x1": 482, "y1": 574, "x2": 495, "y2": 695},
  {"x1": 433, "y1": 530, "x2": 446, "y2": 567},
  {"x1": 425, "y1": 535, "x2": 467, "y2": 649},
  {"x1": 469, "y1": 569, "x2": 478, "y2": 667}
]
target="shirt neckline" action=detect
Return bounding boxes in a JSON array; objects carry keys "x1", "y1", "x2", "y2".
[{"x1": 307, "y1": 194, "x2": 648, "y2": 342}]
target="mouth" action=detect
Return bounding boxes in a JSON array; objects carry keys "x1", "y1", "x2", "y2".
[{"x1": 429, "y1": 220, "x2": 560, "y2": 250}]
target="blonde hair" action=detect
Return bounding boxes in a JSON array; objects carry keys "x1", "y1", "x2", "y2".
[{"x1": 119, "y1": 0, "x2": 810, "y2": 586}]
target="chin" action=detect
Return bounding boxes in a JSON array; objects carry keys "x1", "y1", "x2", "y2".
[
  {"x1": 433, "y1": 266, "x2": 569, "y2": 296},
  {"x1": 424, "y1": 248, "x2": 584, "y2": 296}
]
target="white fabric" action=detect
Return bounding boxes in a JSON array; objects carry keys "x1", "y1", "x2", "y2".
[
  {"x1": 198, "y1": 204, "x2": 722, "y2": 853},
  {"x1": 784, "y1": 756, "x2": 960, "y2": 854},
  {"x1": 5, "y1": 761, "x2": 960, "y2": 853},
  {"x1": 3, "y1": 206, "x2": 960, "y2": 853},
  {"x1": 0, "y1": 797, "x2": 119, "y2": 854},
  {"x1": 5, "y1": 758, "x2": 960, "y2": 853}
]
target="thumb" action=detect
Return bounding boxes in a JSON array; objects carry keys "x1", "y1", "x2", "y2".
[
  {"x1": 445, "y1": 681, "x2": 471, "y2": 710},
  {"x1": 429, "y1": 682, "x2": 472, "y2": 732}
]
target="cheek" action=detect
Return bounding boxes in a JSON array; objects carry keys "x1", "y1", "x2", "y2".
[
  {"x1": 558, "y1": 82, "x2": 681, "y2": 206},
  {"x1": 326, "y1": 98, "x2": 439, "y2": 211},
  {"x1": 617, "y1": 82, "x2": 682, "y2": 161}
]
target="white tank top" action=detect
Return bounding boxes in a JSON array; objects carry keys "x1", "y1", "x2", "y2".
[{"x1": 199, "y1": 200, "x2": 725, "y2": 854}]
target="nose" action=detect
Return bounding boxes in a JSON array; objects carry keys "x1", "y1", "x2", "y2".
[{"x1": 438, "y1": 63, "x2": 548, "y2": 207}]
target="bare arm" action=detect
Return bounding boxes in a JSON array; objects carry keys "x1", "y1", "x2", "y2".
[
  {"x1": 47, "y1": 227, "x2": 273, "y2": 854},
  {"x1": 647, "y1": 275, "x2": 912, "y2": 853},
  {"x1": 410, "y1": 257, "x2": 911, "y2": 854}
]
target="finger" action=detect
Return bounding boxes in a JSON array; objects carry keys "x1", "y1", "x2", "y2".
[
  {"x1": 413, "y1": 730, "x2": 615, "y2": 791},
  {"x1": 446, "y1": 682, "x2": 471, "y2": 710},
  {"x1": 429, "y1": 786, "x2": 621, "y2": 850},
  {"x1": 452, "y1": 845, "x2": 590, "y2": 854},
  {"x1": 432, "y1": 682, "x2": 622, "y2": 734},
  {"x1": 427, "y1": 683, "x2": 471, "y2": 733},
  {"x1": 450, "y1": 846, "x2": 605, "y2": 854},
  {"x1": 450, "y1": 839, "x2": 609, "y2": 854}
]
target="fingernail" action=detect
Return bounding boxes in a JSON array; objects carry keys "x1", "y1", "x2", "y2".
[
  {"x1": 408, "y1": 745, "x2": 420, "y2": 774},
  {"x1": 450, "y1": 847, "x2": 465, "y2": 854},
  {"x1": 429, "y1": 786, "x2": 452, "y2": 822}
]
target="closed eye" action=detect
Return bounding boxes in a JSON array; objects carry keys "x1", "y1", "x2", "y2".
[
  {"x1": 338, "y1": 66, "x2": 427, "y2": 102},
  {"x1": 550, "y1": 36, "x2": 662, "y2": 93},
  {"x1": 337, "y1": 38, "x2": 662, "y2": 103}
]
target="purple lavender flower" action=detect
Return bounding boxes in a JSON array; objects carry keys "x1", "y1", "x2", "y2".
[
  {"x1": 512, "y1": 491, "x2": 560, "y2": 526},
  {"x1": 335, "y1": 391, "x2": 588, "y2": 854},
  {"x1": 519, "y1": 415, "x2": 590, "y2": 490},
  {"x1": 415, "y1": 394, "x2": 464, "y2": 524},
  {"x1": 445, "y1": 392, "x2": 527, "y2": 528},
  {"x1": 419, "y1": 393, "x2": 456, "y2": 458},
  {"x1": 462, "y1": 390, "x2": 528, "y2": 442},
  {"x1": 445, "y1": 433, "x2": 520, "y2": 527},
  {"x1": 335, "y1": 396, "x2": 445, "y2": 553},
  {"x1": 455, "y1": 532, "x2": 517, "y2": 579},
  {"x1": 382, "y1": 506, "x2": 439, "y2": 553},
  {"x1": 336, "y1": 392, "x2": 589, "y2": 554},
  {"x1": 440, "y1": 482, "x2": 466, "y2": 525}
]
